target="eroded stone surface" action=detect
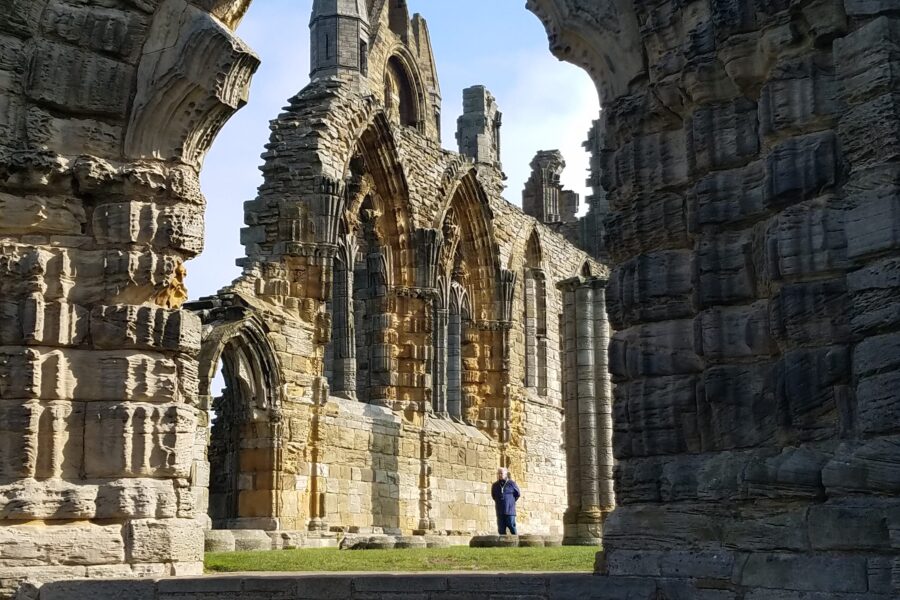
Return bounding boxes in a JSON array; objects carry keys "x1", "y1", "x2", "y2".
[
  {"x1": 526, "y1": 0, "x2": 900, "y2": 596},
  {"x1": 2, "y1": 0, "x2": 899, "y2": 598}
]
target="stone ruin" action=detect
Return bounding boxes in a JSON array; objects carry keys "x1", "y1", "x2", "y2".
[
  {"x1": 0, "y1": 0, "x2": 898, "y2": 598},
  {"x1": 186, "y1": 0, "x2": 610, "y2": 548}
]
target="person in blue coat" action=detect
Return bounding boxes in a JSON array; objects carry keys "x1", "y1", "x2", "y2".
[{"x1": 491, "y1": 467, "x2": 521, "y2": 535}]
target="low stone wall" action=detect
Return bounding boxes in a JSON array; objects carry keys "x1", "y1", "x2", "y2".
[
  {"x1": 33, "y1": 574, "x2": 598, "y2": 600},
  {"x1": 28, "y1": 572, "x2": 899, "y2": 600}
]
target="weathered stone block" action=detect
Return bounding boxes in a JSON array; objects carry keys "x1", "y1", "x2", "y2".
[
  {"x1": 0, "y1": 347, "x2": 182, "y2": 403},
  {"x1": 723, "y1": 508, "x2": 810, "y2": 552},
  {"x1": 601, "y1": 504, "x2": 724, "y2": 551},
  {"x1": 699, "y1": 363, "x2": 777, "y2": 450},
  {"x1": 742, "y1": 447, "x2": 829, "y2": 499},
  {"x1": 687, "y1": 98, "x2": 759, "y2": 174},
  {"x1": 688, "y1": 160, "x2": 767, "y2": 229},
  {"x1": 765, "y1": 132, "x2": 840, "y2": 206},
  {"x1": 83, "y1": 403, "x2": 195, "y2": 478},
  {"x1": 93, "y1": 202, "x2": 205, "y2": 256},
  {"x1": 700, "y1": 302, "x2": 774, "y2": 359},
  {"x1": 845, "y1": 180, "x2": 900, "y2": 260},
  {"x1": 24, "y1": 105, "x2": 124, "y2": 158},
  {"x1": 823, "y1": 437, "x2": 900, "y2": 495},
  {"x1": 609, "y1": 321, "x2": 702, "y2": 380},
  {"x1": 696, "y1": 230, "x2": 757, "y2": 306},
  {"x1": 613, "y1": 375, "x2": 700, "y2": 459},
  {"x1": 126, "y1": 519, "x2": 203, "y2": 564},
  {"x1": 0, "y1": 192, "x2": 85, "y2": 236},
  {"x1": 835, "y1": 16, "x2": 900, "y2": 105},
  {"x1": 606, "y1": 251, "x2": 694, "y2": 328},
  {"x1": 737, "y1": 552, "x2": 869, "y2": 592},
  {"x1": 766, "y1": 199, "x2": 847, "y2": 281},
  {"x1": 0, "y1": 523, "x2": 124, "y2": 567},
  {"x1": 91, "y1": 305, "x2": 201, "y2": 354},
  {"x1": 769, "y1": 279, "x2": 851, "y2": 346},
  {"x1": 776, "y1": 346, "x2": 849, "y2": 441},
  {"x1": 0, "y1": 399, "x2": 85, "y2": 480},
  {"x1": 847, "y1": 256, "x2": 900, "y2": 334},
  {"x1": 26, "y1": 39, "x2": 133, "y2": 117},
  {"x1": 711, "y1": 0, "x2": 792, "y2": 37},
  {"x1": 602, "y1": 130, "x2": 689, "y2": 204},
  {"x1": 808, "y1": 504, "x2": 891, "y2": 550},
  {"x1": 604, "y1": 193, "x2": 688, "y2": 264},
  {"x1": 760, "y1": 54, "x2": 838, "y2": 137},
  {"x1": 41, "y1": 0, "x2": 149, "y2": 61}
]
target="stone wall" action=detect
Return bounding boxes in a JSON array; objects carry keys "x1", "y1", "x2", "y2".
[
  {"x1": 189, "y1": 0, "x2": 605, "y2": 548},
  {"x1": 316, "y1": 398, "x2": 499, "y2": 535},
  {"x1": 32, "y1": 574, "x2": 604, "y2": 600},
  {"x1": 0, "y1": 1, "x2": 258, "y2": 596},
  {"x1": 529, "y1": 0, "x2": 900, "y2": 596}
]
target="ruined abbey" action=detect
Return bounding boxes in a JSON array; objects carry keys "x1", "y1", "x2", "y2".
[
  {"x1": 188, "y1": 0, "x2": 610, "y2": 545},
  {"x1": 1, "y1": 0, "x2": 899, "y2": 598}
]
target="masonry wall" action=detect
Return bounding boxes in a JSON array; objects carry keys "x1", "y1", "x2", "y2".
[{"x1": 528, "y1": 0, "x2": 900, "y2": 596}]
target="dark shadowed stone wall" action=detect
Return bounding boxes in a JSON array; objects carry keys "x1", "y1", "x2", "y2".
[{"x1": 528, "y1": 0, "x2": 900, "y2": 596}]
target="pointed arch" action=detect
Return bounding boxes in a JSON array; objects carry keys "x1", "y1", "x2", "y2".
[
  {"x1": 434, "y1": 168, "x2": 501, "y2": 322},
  {"x1": 523, "y1": 228, "x2": 548, "y2": 395},
  {"x1": 345, "y1": 112, "x2": 414, "y2": 288},
  {"x1": 195, "y1": 304, "x2": 284, "y2": 529}
]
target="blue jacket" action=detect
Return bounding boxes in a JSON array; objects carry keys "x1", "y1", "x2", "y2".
[{"x1": 491, "y1": 479, "x2": 520, "y2": 516}]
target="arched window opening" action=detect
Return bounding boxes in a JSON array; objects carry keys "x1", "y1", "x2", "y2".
[
  {"x1": 326, "y1": 218, "x2": 357, "y2": 400},
  {"x1": 447, "y1": 277, "x2": 470, "y2": 421},
  {"x1": 349, "y1": 194, "x2": 395, "y2": 404},
  {"x1": 360, "y1": 40, "x2": 368, "y2": 75},
  {"x1": 207, "y1": 334, "x2": 278, "y2": 529},
  {"x1": 385, "y1": 56, "x2": 417, "y2": 128},
  {"x1": 524, "y1": 232, "x2": 548, "y2": 395},
  {"x1": 195, "y1": 311, "x2": 284, "y2": 532}
]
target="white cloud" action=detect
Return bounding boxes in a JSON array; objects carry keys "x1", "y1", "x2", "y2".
[{"x1": 496, "y1": 51, "x2": 599, "y2": 211}]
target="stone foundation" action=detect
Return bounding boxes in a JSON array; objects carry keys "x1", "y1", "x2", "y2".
[{"x1": 29, "y1": 571, "x2": 899, "y2": 599}]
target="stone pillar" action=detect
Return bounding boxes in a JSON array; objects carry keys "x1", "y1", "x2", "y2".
[
  {"x1": 0, "y1": 3, "x2": 258, "y2": 595},
  {"x1": 524, "y1": 272, "x2": 539, "y2": 389},
  {"x1": 330, "y1": 236, "x2": 357, "y2": 399},
  {"x1": 456, "y1": 85, "x2": 502, "y2": 170},
  {"x1": 307, "y1": 377, "x2": 329, "y2": 533},
  {"x1": 447, "y1": 310, "x2": 463, "y2": 419},
  {"x1": 559, "y1": 277, "x2": 607, "y2": 546},
  {"x1": 591, "y1": 278, "x2": 614, "y2": 514},
  {"x1": 433, "y1": 305, "x2": 449, "y2": 415}
]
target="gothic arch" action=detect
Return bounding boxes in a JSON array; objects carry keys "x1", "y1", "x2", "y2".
[
  {"x1": 524, "y1": 0, "x2": 642, "y2": 101},
  {"x1": 524, "y1": 229, "x2": 548, "y2": 394},
  {"x1": 345, "y1": 112, "x2": 414, "y2": 287},
  {"x1": 198, "y1": 314, "x2": 283, "y2": 407},
  {"x1": 196, "y1": 310, "x2": 285, "y2": 529},
  {"x1": 383, "y1": 52, "x2": 422, "y2": 128},
  {"x1": 434, "y1": 169, "x2": 501, "y2": 322}
]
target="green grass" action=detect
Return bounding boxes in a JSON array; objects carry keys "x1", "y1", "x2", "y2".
[{"x1": 205, "y1": 546, "x2": 597, "y2": 573}]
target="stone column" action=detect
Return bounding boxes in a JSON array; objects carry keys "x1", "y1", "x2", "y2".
[
  {"x1": 559, "y1": 277, "x2": 605, "y2": 546},
  {"x1": 447, "y1": 310, "x2": 463, "y2": 419},
  {"x1": 330, "y1": 236, "x2": 357, "y2": 399},
  {"x1": 364, "y1": 244, "x2": 397, "y2": 406},
  {"x1": 524, "y1": 271, "x2": 538, "y2": 389},
  {"x1": 0, "y1": 4, "x2": 259, "y2": 593},
  {"x1": 433, "y1": 305, "x2": 449, "y2": 415},
  {"x1": 591, "y1": 278, "x2": 614, "y2": 514}
]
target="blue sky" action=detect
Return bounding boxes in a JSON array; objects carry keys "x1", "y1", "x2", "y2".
[{"x1": 190, "y1": 0, "x2": 599, "y2": 300}]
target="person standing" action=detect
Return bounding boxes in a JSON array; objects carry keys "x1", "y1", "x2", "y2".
[{"x1": 491, "y1": 467, "x2": 520, "y2": 535}]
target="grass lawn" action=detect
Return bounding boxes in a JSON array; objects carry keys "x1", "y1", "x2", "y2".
[{"x1": 205, "y1": 546, "x2": 598, "y2": 573}]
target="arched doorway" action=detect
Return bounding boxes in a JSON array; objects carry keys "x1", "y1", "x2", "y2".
[{"x1": 195, "y1": 300, "x2": 284, "y2": 530}]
